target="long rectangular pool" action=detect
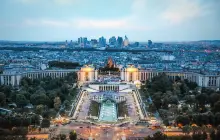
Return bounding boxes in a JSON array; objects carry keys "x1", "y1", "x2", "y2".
[{"x1": 99, "y1": 100, "x2": 117, "y2": 122}]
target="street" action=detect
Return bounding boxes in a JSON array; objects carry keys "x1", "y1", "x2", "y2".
[{"x1": 53, "y1": 121, "x2": 164, "y2": 140}]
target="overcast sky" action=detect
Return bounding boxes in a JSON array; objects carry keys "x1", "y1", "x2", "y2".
[{"x1": 0, "y1": 0, "x2": 220, "y2": 42}]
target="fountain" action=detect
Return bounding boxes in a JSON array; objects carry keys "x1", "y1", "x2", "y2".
[{"x1": 98, "y1": 99, "x2": 117, "y2": 122}]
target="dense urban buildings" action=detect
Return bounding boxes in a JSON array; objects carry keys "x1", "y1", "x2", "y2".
[
  {"x1": 0, "y1": 39, "x2": 220, "y2": 140},
  {"x1": 1, "y1": 39, "x2": 220, "y2": 88}
]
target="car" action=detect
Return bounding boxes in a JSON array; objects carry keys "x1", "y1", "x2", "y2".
[{"x1": 62, "y1": 121, "x2": 71, "y2": 126}]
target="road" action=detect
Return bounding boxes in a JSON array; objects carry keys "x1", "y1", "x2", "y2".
[
  {"x1": 28, "y1": 122, "x2": 186, "y2": 140},
  {"x1": 53, "y1": 122, "x2": 167, "y2": 140},
  {"x1": 26, "y1": 134, "x2": 49, "y2": 139}
]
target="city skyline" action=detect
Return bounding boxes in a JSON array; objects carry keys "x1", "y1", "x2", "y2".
[{"x1": 0, "y1": 0, "x2": 220, "y2": 42}]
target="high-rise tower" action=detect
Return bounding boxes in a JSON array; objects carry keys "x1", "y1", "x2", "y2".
[{"x1": 123, "y1": 35, "x2": 129, "y2": 47}]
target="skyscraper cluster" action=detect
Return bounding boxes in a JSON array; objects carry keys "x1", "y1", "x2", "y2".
[
  {"x1": 123, "y1": 35, "x2": 129, "y2": 47},
  {"x1": 116, "y1": 36, "x2": 123, "y2": 47},
  {"x1": 74, "y1": 35, "x2": 132, "y2": 48},
  {"x1": 99, "y1": 36, "x2": 106, "y2": 47},
  {"x1": 109, "y1": 36, "x2": 117, "y2": 46},
  {"x1": 78, "y1": 37, "x2": 88, "y2": 47}
]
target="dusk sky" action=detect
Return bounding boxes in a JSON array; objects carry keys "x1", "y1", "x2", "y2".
[{"x1": 0, "y1": 0, "x2": 220, "y2": 42}]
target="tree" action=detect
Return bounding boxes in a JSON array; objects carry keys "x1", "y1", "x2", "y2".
[
  {"x1": 181, "y1": 104, "x2": 189, "y2": 113},
  {"x1": 30, "y1": 93, "x2": 51, "y2": 106},
  {"x1": 192, "y1": 131, "x2": 203, "y2": 140},
  {"x1": 41, "y1": 119, "x2": 50, "y2": 128},
  {"x1": 69, "y1": 131, "x2": 77, "y2": 140},
  {"x1": 59, "y1": 134, "x2": 67, "y2": 140},
  {"x1": 176, "y1": 115, "x2": 190, "y2": 126},
  {"x1": 202, "y1": 131, "x2": 208, "y2": 140},
  {"x1": 42, "y1": 111, "x2": 50, "y2": 119},
  {"x1": 153, "y1": 98, "x2": 162, "y2": 109},
  {"x1": 20, "y1": 77, "x2": 32, "y2": 87},
  {"x1": 184, "y1": 95, "x2": 196, "y2": 107},
  {"x1": 163, "y1": 118, "x2": 169, "y2": 127},
  {"x1": 63, "y1": 100, "x2": 70, "y2": 109},
  {"x1": 216, "y1": 129, "x2": 220, "y2": 140},
  {"x1": 65, "y1": 72, "x2": 77, "y2": 83},
  {"x1": 215, "y1": 112, "x2": 220, "y2": 126},
  {"x1": 182, "y1": 125, "x2": 191, "y2": 135},
  {"x1": 30, "y1": 114, "x2": 40, "y2": 126},
  {"x1": 70, "y1": 88, "x2": 77, "y2": 97},
  {"x1": 180, "y1": 82, "x2": 189, "y2": 95},
  {"x1": 0, "y1": 92, "x2": 6, "y2": 106},
  {"x1": 35, "y1": 104, "x2": 44, "y2": 115},
  {"x1": 210, "y1": 130, "x2": 216, "y2": 140},
  {"x1": 184, "y1": 80, "x2": 198, "y2": 90},
  {"x1": 175, "y1": 76, "x2": 181, "y2": 82},
  {"x1": 12, "y1": 127, "x2": 28, "y2": 135},
  {"x1": 180, "y1": 135, "x2": 192, "y2": 140},
  {"x1": 168, "y1": 95, "x2": 178, "y2": 105},
  {"x1": 195, "y1": 93, "x2": 209, "y2": 111},
  {"x1": 61, "y1": 84, "x2": 69, "y2": 95},
  {"x1": 208, "y1": 113, "x2": 215, "y2": 126},
  {"x1": 18, "y1": 90, "x2": 31, "y2": 100},
  {"x1": 201, "y1": 87, "x2": 215, "y2": 95},
  {"x1": 150, "y1": 73, "x2": 173, "y2": 93},
  {"x1": 60, "y1": 109, "x2": 66, "y2": 117},
  {"x1": 148, "y1": 104, "x2": 157, "y2": 113},
  {"x1": 54, "y1": 97, "x2": 61, "y2": 111},
  {"x1": 16, "y1": 94, "x2": 28, "y2": 107},
  {"x1": 209, "y1": 93, "x2": 220, "y2": 107},
  {"x1": 214, "y1": 101, "x2": 220, "y2": 113},
  {"x1": 33, "y1": 79, "x2": 40, "y2": 86},
  {"x1": 0, "y1": 85, "x2": 11, "y2": 97},
  {"x1": 145, "y1": 131, "x2": 167, "y2": 140}
]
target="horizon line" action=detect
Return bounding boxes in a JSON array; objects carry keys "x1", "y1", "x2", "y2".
[{"x1": 0, "y1": 39, "x2": 220, "y2": 43}]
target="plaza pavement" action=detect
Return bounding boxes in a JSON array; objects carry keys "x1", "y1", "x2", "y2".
[
  {"x1": 76, "y1": 91, "x2": 140, "y2": 122},
  {"x1": 54, "y1": 121, "x2": 162, "y2": 140}
]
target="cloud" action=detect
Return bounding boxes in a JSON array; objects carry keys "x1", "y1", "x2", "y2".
[
  {"x1": 74, "y1": 18, "x2": 127, "y2": 29},
  {"x1": 17, "y1": 0, "x2": 78, "y2": 5},
  {"x1": 17, "y1": 0, "x2": 38, "y2": 4},
  {"x1": 14, "y1": 0, "x2": 218, "y2": 39},
  {"x1": 24, "y1": 19, "x2": 69, "y2": 27},
  {"x1": 161, "y1": 0, "x2": 209, "y2": 24},
  {"x1": 130, "y1": 0, "x2": 214, "y2": 26},
  {"x1": 53, "y1": 0, "x2": 78, "y2": 5},
  {"x1": 23, "y1": 17, "x2": 150, "y2": 31}
]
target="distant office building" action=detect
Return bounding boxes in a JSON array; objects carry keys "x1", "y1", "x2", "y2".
[
  {"x1": 99, "y1": 36, "x2": 106, "y2": 47},
  {"x1": 109, "y1": 36, "x2": 117, "y2": 46},
  {"x1": 65, "y1": 40, "x2": 68, "y2": 46},
  {"x1": 148, "y1": 40, "x2": 152, "y2": 47},
  {"x1": 83, "y1": 37, "x2": 87, "y2": 46},
  {"x1": 78, "y1": 37, "x2": 87, "y2": 47},
  {"x1": 91, "y1": 39, "x2": 98, "y2": 46},
  {"x1": 134, "y1": 42, "x2": 139, "y2": 47},
  {"x1": 123, "y1": 35, "x2": 129, "y2": 47},
  {"x1": 78, "y1": 37, "x2": 83, "y2": 44},
  {"x1": 69, "y1": 40, "x2": 73, "y2": 47},
  {"x1": 117, "y1": 36, "x2": 123, "y2": 47}
]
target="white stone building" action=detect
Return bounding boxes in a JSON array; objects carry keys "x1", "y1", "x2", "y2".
[
  {"x1": 1, "y1": 64, "x2": 220, "y2": 88},
  {"x1": 120, "y1": 65, "x2": 220, "y2": 88}
]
